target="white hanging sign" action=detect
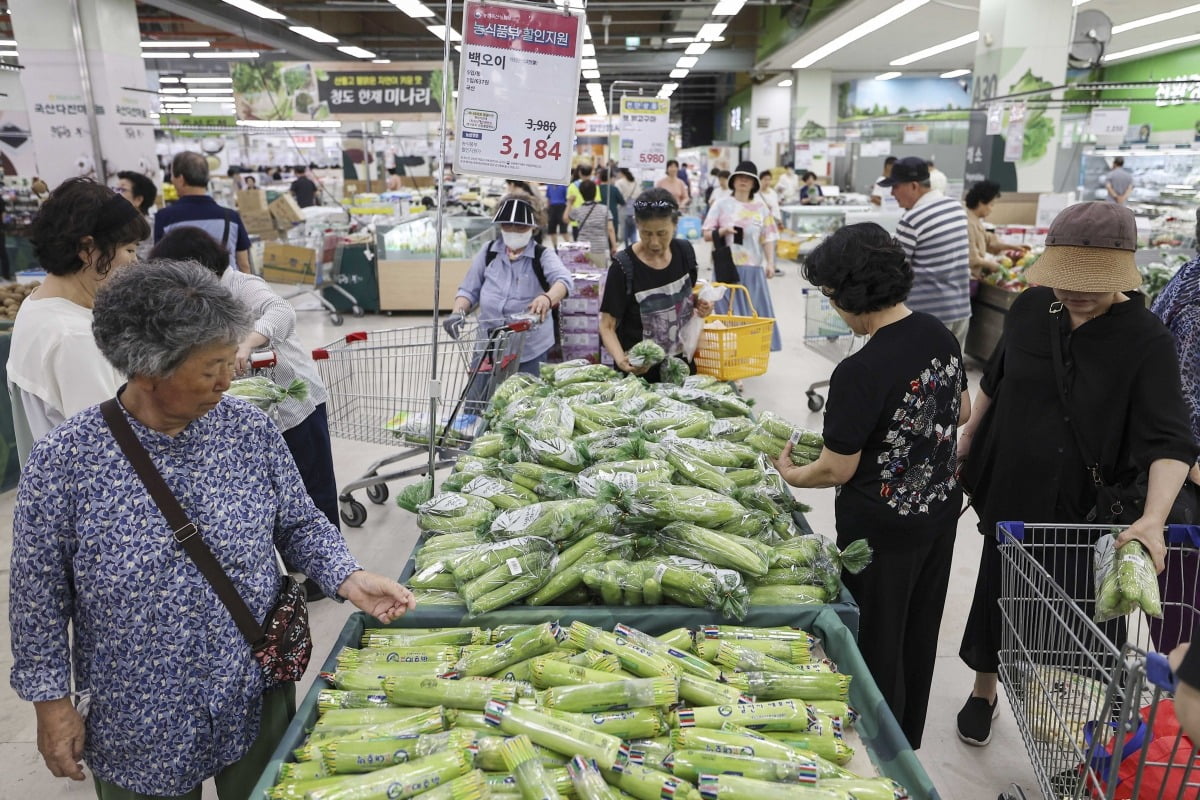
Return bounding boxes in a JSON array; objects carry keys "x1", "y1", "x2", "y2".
[{"x1": 618, "y1": 96, "x2": 670, "y2": 171}]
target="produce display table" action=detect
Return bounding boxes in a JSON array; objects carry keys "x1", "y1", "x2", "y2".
[{"x1": 250, "y1": 606, "x2": 939, "y2": 800}]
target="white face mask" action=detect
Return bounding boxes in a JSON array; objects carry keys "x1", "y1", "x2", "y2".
[{"x1": 502, "y1": 230, "x2": 533, "y2": 251}]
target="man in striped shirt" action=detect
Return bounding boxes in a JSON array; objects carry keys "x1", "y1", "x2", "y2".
[{"x1": 880, "y1": 157, "x2": 972, "y2": 347}]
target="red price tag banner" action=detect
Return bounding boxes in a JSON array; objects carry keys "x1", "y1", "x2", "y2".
[{"x1": 454, "y1": 0, "x2": 582, "y2": 184}]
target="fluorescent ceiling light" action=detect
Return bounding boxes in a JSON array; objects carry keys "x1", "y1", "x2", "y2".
[
  {"x1": 338, "y1": 45, "x2": 376, "y2": 58},
  {"x1": 940, "y1": 68, "x2": 971, "y2": 78},
  {"x1": 670, "y1": 68, "x2": 689, "y2": 78},
  {"x1": 373, "y1": 58, "x2": 392, "y2": 63},
  {"x1": 794, "y1": 0, "x2": 929, "y2": 68},
  {"x1": 585, "y1": 25, "x2": 593, "y2": 40},
  {"x1": 290, "y1": 26, "x2": 339, "y2": 44},
  {"x1": 1112, "y1": 4, "x2": 1200, "y2": 34},
  {"x1": 142, "y1": 40, "x2": 210, "y2": 48},
  {"x1": 585, "y1": 82, "x2": 602, "y2": 93},
  {"x1": 159, "y1": 76, "x2": 180, "y2": 83},
  {"x1": 777, "y1": 78, "x2": 793, "y2": 87},
  {"x1": 427, "y1": 25, "x2": 462, "y2": 42},
  {"x1": 142, "y1": 52, "x2": 190, "y2": 59},
  {"x1": 186, "y1": 87, "x2": 234, "y2": 93},
  {"x1": 874, "y1": 71, "x2": 902, "y2": 80},
  {"x1": 685, "y1": 42, "x2": 711, "y2": 55},
  {"x1": 0, "y1": 40, "x2": 16, "y2": 46},
  {"x1": 667, "y1": 37, "x2": 696, "y2": 44},
  {"x1": 193, "y1": 51, "x2": 260, "y2": 59},
  {"x1": 220, "y1": 0, "x2": 286, "y2": 20},
  {"x1": 712, "y1": 0, "x2": 747, "y2": 15},
  {"x1": 582, "y1": 69, "x2": 601, "y2": 79},
  {"x1": 582, "y1": 43, "x2": 595, "y2": 57},
  {"x1": 696, "y1": 23, "x2": 727, "y2": 41},
  {"x1": 581, "y1": 58, "x2": 598, "y2": 70},
  {"x1": 381, "y1": 120, "x2": 394, "y2": 127},
  {"x1": 1074, "y1": 0, "x2": 1092, "y2": 5},
  {"x1": 386, "y1": 0, "x2": 435, "y2": 17},
  {"x1": 159, "y1": 87, "x2": 188, "y2": 94},
  {"x1": 182, "y1": 76, "x2": 233, "y2": 83},
  {"x1": 676, "y1": 56, "x2": 698, "y2": 68},
  {"x1": 1104, "y1": 32, "x2": 1200, "y2": 61},
  {"x1": 890, "y1": 31, "x2": 978, "y2": 66},
  {"x1": 237, "y1": 120, "x2": 343, "y2": 128}
]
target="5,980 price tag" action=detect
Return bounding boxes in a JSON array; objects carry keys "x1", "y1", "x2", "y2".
[
  {"x1": 619, "y1": 96, "x2": 670, "y2": 177},
  {"x1": 454, "y1": 0, "x2": 582, "y2": 183}
]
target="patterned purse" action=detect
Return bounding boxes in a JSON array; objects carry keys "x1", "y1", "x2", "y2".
[{"x1": 100, "y1": 398, "x2": 312, "y2": 683}]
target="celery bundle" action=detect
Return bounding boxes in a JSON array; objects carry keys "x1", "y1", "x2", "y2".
[
  {"x1": 500, "y1": 735, "x2": 558, "y2": 800},
  {"x1": 627, "y1": 339, "x2": 667, "y2": 369},
  {"x1": 539, "y1": 676, "x2": 678, "y2": 713},
  {"x1": 483, "y1": 699, "x2": 624, "y2": 769}
]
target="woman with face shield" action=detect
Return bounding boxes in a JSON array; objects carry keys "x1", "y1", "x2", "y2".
[{"x1": 447, "y1": 193, "x2": 573, "y2": 375}]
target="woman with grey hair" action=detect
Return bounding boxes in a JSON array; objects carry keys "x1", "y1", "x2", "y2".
[{"x1": 8, "y1": 259, "x2": 416, "y2": 798}]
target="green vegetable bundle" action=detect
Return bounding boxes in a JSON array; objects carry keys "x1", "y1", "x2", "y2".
[
  {"x1": 395, "y1": 479, "x2": 434, "y2": 513},
  {"x1": 416, "y1": 492, "x2": 496, "y2": 534},
  {"x1": 660, "y1": 357, "x2": 690, "y2": 386},
  {"x1": 459, "y1": 475, "x2": 539, "y2": 509},
  {"x1": 226, "y1": 376, "x2": 309, "y2": 411},
  {"x1": 488, "y1": 499, "x2": 604, "y2": 543},
  {"x1": 627, "y1": 339, "x2": 667, "y2": 368},
  {"x1": 1094, "y1": 533, "x2": 1163, "y2": 623},
  {"x1": 657, "y1": 522, "x2": 771, "y2": 577}
]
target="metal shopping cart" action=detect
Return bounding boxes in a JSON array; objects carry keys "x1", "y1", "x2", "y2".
[
  {"x1": 800, "y1": 287, "x2": 867, "y2": 412},
  {"x1": 995, "y1": 521, "x2": 1200, "y2": 800},
  {"x1": 312, "y1": 315, "x2": 532, "y2": 527}
]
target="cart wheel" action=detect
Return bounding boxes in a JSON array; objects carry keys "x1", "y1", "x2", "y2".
[
  {"x1": 351, "y1": 305, "x2": 365, "y2": 318},
  {"x1": 330, "y1": 312, "x2": 344, "y2": 326},
  {"x1": 340, "y1": 498, "x2": 367, "y2": 527},
  {"x1": 366, "y1": 483, "x2": 389, "y2": 505},
  {"x1": 806, "y1": 392, "x2": 825, "y2": 412},
  {"x1": 998, "y1": 785, "x2": 1029, "y2": 800}
]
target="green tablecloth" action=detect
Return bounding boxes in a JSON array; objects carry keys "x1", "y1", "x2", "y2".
[{"x1": 249, "y1": 606, "x2": 940, "y2": 800}]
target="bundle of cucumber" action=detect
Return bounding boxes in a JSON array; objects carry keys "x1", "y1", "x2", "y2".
[
  {"x1": 267, "y1": 622, "x2": 909, "y2": 800},
  {"x1": 399, "y1": 370, "x2": 870, "y2": 618}
]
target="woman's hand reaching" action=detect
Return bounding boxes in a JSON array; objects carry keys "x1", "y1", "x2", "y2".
[{"x1": 338, "y1": 571, "x2": 417, "y2": 623}]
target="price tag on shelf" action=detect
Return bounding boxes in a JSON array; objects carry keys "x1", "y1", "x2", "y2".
[
  {"x1": 454, "y1": 0, "x2": 582, "y2": 184},
  {"x1": 618, "y1": 96, "x2": 670, "y2": 172}
]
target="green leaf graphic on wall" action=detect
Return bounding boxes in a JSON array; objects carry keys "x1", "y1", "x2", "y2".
[{"x1": 1010, "y1": 69, "x2": 1055, "y2": 164}]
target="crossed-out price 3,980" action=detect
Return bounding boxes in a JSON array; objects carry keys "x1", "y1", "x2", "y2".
[{"x1": 500, "y1": 135, "x2": 563, "y2": 161}]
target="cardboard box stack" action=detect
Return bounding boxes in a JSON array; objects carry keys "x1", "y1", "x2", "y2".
[
  {"x1": 269, "y1": 194, "x2": 305, "y2": 230},
  {"x1": 260, "y1": 243, "x2": 317, "y2": 285},
  {"x1": 237, "y1": 189, "x2": 277, "y2": 239}
]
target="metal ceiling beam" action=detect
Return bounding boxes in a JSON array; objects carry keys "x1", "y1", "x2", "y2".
[{"x1": 139, "y1": 0, "x2": 342, "y2": 61}]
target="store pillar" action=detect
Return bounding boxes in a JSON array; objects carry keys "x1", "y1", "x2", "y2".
[
  {"x1": 787, "y1": 69, "x2": 833, "y2": 167},
  {"x1": 964, "y1": 0, "x2": 1074, "y2": 192},
  {"x1": 10, "y1": 0, "x2": 157, "y2": 188}
]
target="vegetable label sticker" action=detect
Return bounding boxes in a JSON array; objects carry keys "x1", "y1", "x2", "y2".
[{"x1": 423, "y1": 494, "x2": 469, "y2": 513}]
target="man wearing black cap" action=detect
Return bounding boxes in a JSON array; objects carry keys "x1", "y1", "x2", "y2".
[{"x1": 879, "y1": 156, "x2": 971, "y2": 347}]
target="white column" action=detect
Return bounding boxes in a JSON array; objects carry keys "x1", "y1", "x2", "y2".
[{"x1": 749, "y1": 82, "x2": 791, "y2": 169}]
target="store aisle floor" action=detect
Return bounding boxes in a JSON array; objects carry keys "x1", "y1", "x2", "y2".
[{"x1": 0, "y1": 257, "x2": 1041, "y2": 799}]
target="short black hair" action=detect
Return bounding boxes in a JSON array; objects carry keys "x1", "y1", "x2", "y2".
[
  {"x1": 150, "y1": 226, "x2": 230, "y2": 277},
  {"x1": 172, "y1": 151, "x2": 209, "y2": 187},
  {"x1": 31, "y1": 178, "x2": 151, "y2": 277},
  {"x1": 884, "y1": 156, "x2": 898, "y2": 167},
  {"x1": 802, "y1": 222, "x2": 913, "y2": 315},
  {"x1": 1113, "y1": 157, "x2": 1125, "y2": 167},
  {"x1": 964, "y1": 180, "x2": 1002, "y2": 210},
  {"x1": 718, "y1": 170, "x2": 730, "y2": 178},
  {"x1": 666, "y1": 159, "x2": 679, "y2": 169},
  {"x1": 117, "y1": 170, "x2": 157, "y2": 214},
  {"x1": 802, "y1": 171, "x2": 817, "y2": 181},
  {"x1": 759, "y1": 170, "x2": 772, "y2": 180},
  {"x1": 596, "y1": 167, "x2": 609, "y2": 182},
  {"x1": 631, "y1": 187, "x2": 679, "y2": 223},
  {"x1": 578, "y1": 163, "x2": 594, "y2": 178},
  {"x1": 579, "y1": 179, "x2": 597, "y2": 202}
]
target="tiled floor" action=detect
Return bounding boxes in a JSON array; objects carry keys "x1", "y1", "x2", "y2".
[{"x1": 0, "y1": 254, "x2": 1041, "y2": 799}]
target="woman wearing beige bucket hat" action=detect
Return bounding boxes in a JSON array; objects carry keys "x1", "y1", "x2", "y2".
[{"x1": 954, "y1": 201, "x2": 1197, "y2": 747}]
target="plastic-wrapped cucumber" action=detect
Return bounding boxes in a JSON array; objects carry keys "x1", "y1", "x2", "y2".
[
  {"x1": 304, "y1": 748, "x2": 474, "y2": 800},
  {"x1": 711, "y1": 642, "x2": 814, "y2": 676},
  {"x1": 571, "y1": 401, "x2": 636, "y2": 431},
  {"x1": 694, "y1": 636, "x2": 810, "y2": 665},
  {"x1": 381, "y1": 676, "x2": 522, "y2": 709},
  {"x1": 545, "y1": 707, "x2": 667, "y2": 740},
  {"x1": 677, "y1": 674, "x2": 753, "y2": 707},
  {"x1": 458, "y1": 550, "x2": 558, "y2": 606},
  {"x1": 695, "y1": 774, "x2": 850, "y2": 800},
  {"x1": 819, "y1": 778, "x2": 909, "y2": 800},
  {"x1": 448, "y1": 537, "x2": 557, "y2": 583},
  {"x1": 607, "y1": 482, "x2": 748, "y2": 529},
  {"x1": 658, "y1": 522, "x2": 771, "y2": 577},
  {"x1": 576, "y1": 459, "x2": 674, "y2": 497},
  {"x1": 483, "y1": 699, "x2": 623, "y2": 769},
  {"x1": 709, "y1": 416, "x2": 756, "y2": 442},
  {"x1": 279, "y1": 760, "x2": 327, "y2": 781},
  {"x1": 336, "y1": 646, "x2": 459, "y2": 670},
  {"x1": 417, "y1": 492, "x2": 497, "y2": 533},
  {"x1": 467, "y1": 431, "x2": 509, "y2": 459},
  {"x1": 638, "y1": 407, "x2": 712, "y2": 439},
  {"x1": 612, "y1": 623, "x2": 723, "y2": 682},
  {"x1": 410, "y1": 589, "x2": 465, "y2": 606},
  {"x1": 320, "y1": 730, "x2": 475, "y2": 775},
  {"x1": 722, "y1": 672, "x2": 850, "y2": 702},
  {"x1": 662, "y1": 441, "x2": 737, "y2": 494},
  {"x1": 529, "y1": 657, "x2": 625, "y2": 688},
  {"x1": 567, "y1": 622, "x2": 681, "y2": 678},
  {"x1": 1094, "y1": 533, "x2": 1163, "y2": 623},
  {"x1": 489, "y1": 373, "x2": 548, "y2": 416},
  {"x1": 526, "y1": 533, "x2": 634, "y2": 606},
  {"x1": 468, "y1": 573, "x2": 547, "y2": 616},
  {"x1": 460, "y1": 475, "x2": 539, "y2": 510},
  {"x1": 491, "y1": 651, "x2": 570, "y2": 683},
  {"x1": 501, "y1": 462, "x2": 579, "y2": 500},
  {"x1": 500, "y1": 735, "x2": 558, "y2": 800},
  {"x1": 627, "y1": 339, "x2": 667, "y2": 368},
  {"x1": 552, "y1": 363, "x2": 619, "y2": 386},
  {"x1": 539, "y1": 676, "x2": 677, "y2": 713},
  {"x1": 226, "y1": 376, "x2": 308, "y2": 410},
  {"x1": 759, "y1": 732, "x2": 855, "y2": 766},
  {"x1": 318, "y1": 690, "x2": 392, "y2": 712},
  {"x1": 488, "y1": 499, "x2": 601, "y2": 542},
  {"x1": 294, "y1": 709, "x2": 446, "y2": 757},
  {"x1": 576, "y1": 428, "x2": 649, "y2": 464},
  {"x1": 567, "y1": 755, "x2": 624, "y2": 800},
  {"x1": 408, "y1": 562, "x2": 458, "y2": 591},
  {"x1": 267, "y1": 777, "x2": 347, "y2": 800},
  {"x1": 361, "y1": 628, "x2": 486, "y2": 647},
  {"x1": 513, "y1": 430, "x2": 589, "y2": 472},
  {"x1": 622, "y1": 738, "x2": 674, "y2": 770},
  {"x1": 453, "y1": 622, "x2": 563, "y2": 677},
  {"x1": 748, "y1": 585, "x2": 830, "y2": 605},
  {"x1": 601, "y1": 762, "x2": 702, "y2": 800},
  {"x1": 395, "y1": 479, "x2": 434, "y2": 513},
  {"x1": 320, "y1": 663, "x2": 454, "y2": 690},
  {"x1": 673, "y1": 700, "x2": 817, "y2": 732},
  {"x1": 641, "y1": 557, "x2": 751, "y2": 620},
  {"x1": 667, "y1": 749, "x2": 820, "y2": 784},
  {"x1": 758, "y1": 413, "x2": 823, "y2": 447}
]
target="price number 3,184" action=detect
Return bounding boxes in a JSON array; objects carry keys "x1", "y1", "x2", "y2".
[
  {"x1": 524, "y1": 118, "x2": 557, "y2": 134},
  {"x1": 500, "y1": 135, "x2": 562, "y2": 161},
  {"x1": 638, "y1": 152, "x2": 666, "y2": 165}
]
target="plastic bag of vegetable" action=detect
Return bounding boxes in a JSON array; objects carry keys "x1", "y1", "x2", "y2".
[
  {"x1": 448, "y1": 536, "x2": 557, "y2": 582},
  {"x1": 417, "y1": 492, "x2": 497, "y2": 533},
  {"x1": 410, "y1": 589, "x2": 465, "y2": 606},
  {"x1": 551, "y1": 363, "x2": 619, "y2": 386},
  {"x1": 466, "y1": 431, "x2": 510, "y2": 459},
  {"x1": 570, "y1": 401, "x2": 636, "y2": 433},
  {"x1": 524, "y1": 395, "x2": 576, "y2": 441},
  {"x1": 460, "y1": 475, "x2": 539, "y2": 510},
  {"x1": 454, "y1": 622, "x2": 564, "y2": 676},
  {"x1": 1094, "y1": 533, "x2": 1163, "y2": 623},
  {"x1": 606, "y1": 482, "x2": 749, "y2": 529},
  {"x1": 488, "y1": 499, "x2": 603, "y2": 543},
  {"x1": 771, "y1": 536, "x2": 872, "y2": 597},
  {"x1": 748, "y1": 585, "x2": 830, "y2": 605},
  {"x1": 627, "y1": 339, "x2": 667, "y2": 369},
  {"x1": 396, "y1": 479, "x2": 434, "y2": 513},
  {"x1": 498, "y1": 461, "x2": 579, "y2": 501},
  {"x1": 657, "y1": 386, "x2": 752, "y2": 419},
  {"x1": 576, "y1": 428, "x2": 649, "y2": 464},
  {"x1": 577, "y1": 459, "x2": 673, "y2": 497},
  {"x1": 526, "y1": 532, "x2": 635, "y2": 606},
  {"x1": 483, "y1": 699, "x2": 624, "y2": 769},
  {"x1": 660, "y1": 357, "x2": 690, "y2": 386},
  {"x1": 657, "y1": 522, "x2": 771, "y2": 577},
  {"x1": 488, "y1": 373, "x2": 548, "y2": 417},
  {"x1": 511, "y1": 429, "x2": 589, "y2": 472},
  {"x1": 709, "y1": 417, "x2": 757, "y2": 442},
  {"x1": 542, "y1": 358, "x2": 591, "y2": 380},
  {"x1": 643, "y1": 557, "x2": 751, "y2": 620},
  {"x1": 226, "y1": 376, "x2": 308, "y2": 411},
  {"x1": 660, "y1": 439, "x2": 737, "y2": 494}
]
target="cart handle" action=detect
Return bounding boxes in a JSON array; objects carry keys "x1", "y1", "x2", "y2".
[
  {"x1": 1145, "y1": 651, "x2": 1178, "y2": 692},
  {"x1": 702, "y1": 282, "x2": 759, "y2": 319},
  {"x1": 997, "y1": 521, "x2": 1200, "y2": 548}
]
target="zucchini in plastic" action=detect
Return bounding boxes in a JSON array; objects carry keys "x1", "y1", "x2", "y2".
[{"x1": 1094, "y1": 533, "x2": 1163, "y2": 623}]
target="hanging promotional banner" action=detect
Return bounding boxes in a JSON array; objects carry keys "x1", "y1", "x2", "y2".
[
  {"x1": 902, "y1": 124, "x2": 929, "y2": 145},
  {"x1": 232, "y1": 61, "x2": 446, "y2": 121},
  {"x1": 985, "y1": 103, "x2": 1005, "y2": 135},
  {"x1": 618, "y1": 96, "x2": 670, "y2": 172},
  {"x1": 454, "y1": 0, "x2": 582, "y2": 183},
  {"x1": 1004, "y1": 101, "x2": 1027, "y2": 162}
]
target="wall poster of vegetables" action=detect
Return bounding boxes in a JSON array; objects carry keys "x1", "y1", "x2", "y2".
[{"x1": 232, "y1": 61, "x2": 447, "y2": 122}]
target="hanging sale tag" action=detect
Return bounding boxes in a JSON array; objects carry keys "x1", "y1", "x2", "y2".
[
  {"x1": 455, "y1": 0, "x2": 583, "y2": 183},
  {"x1": 619, "y1": 96, "x2": 671, "y2": 173}
]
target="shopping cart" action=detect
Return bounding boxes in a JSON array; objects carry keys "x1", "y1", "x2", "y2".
[
  {"x1": 312, "y1": 315, "x2": 532, "y2": 527},
  {"x1": 800, "y1": 287, "x2": 866, "y2": 412},
  {"x1": 995, "y1": 521, "x2": 1200, "y2": 800}
]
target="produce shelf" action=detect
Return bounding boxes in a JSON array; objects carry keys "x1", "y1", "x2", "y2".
[{"x1": 250, "y1": 606, "x2": 938, "y2": 800}]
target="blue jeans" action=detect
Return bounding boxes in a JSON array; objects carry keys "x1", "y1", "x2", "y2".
[{"x1": 519, "y1": 349, "x2": 550, "y2": 376}]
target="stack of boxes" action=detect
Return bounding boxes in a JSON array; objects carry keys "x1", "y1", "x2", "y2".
[
  {"x1": 236, "y1": 189, "x2": 276, "y2": 240},
  {"x1": 555, "y1": 242, "x2": 608, "y2": 365}
]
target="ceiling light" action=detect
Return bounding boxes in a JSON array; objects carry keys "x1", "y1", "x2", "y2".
[
  {"x1": 426, "y1": 25, "x2": 462, "y2": 42},
  {"x1": 585, "y1": 82, "x2": 602, "y2": 93},
  {"x1": 193, "y1": 51, "x2": 260, "y2": 58},
  {"x1": 186, "y1": 87, "x2": 234, "y2": 93},
  {"x1": 676, "y1": 56, "x2": 698, "y2": 68},
  {"x1": 712, "y1": 0, "x2": 747, "y2": 15},
  {"x1": 890, "y1": 31, "x2": 978, "y2": 66},
  {"x1": 777, "y1": 78, "x2": 793, "y2": 87},
  {"x1": 290, "y1": 26, "x2": 339, "y2": 44},
  {"x1": 685, "y1": 42, "x2": 711, "y2": 55},
  {"x1": 667, "y1": 37, "x2": 696, "y2": 44},
  {"x1": 182, "y1": 76, "x2": 233, "y2": 83},
  {"x1": 874, "y1": 71, "x2": 902, "y2": 80},
  {"x1": 237, "y1": 120, "x2": 343, "y2": 128},
  {"x1": 1103, "y1": 32, "x2": 1200, "y2": 61},
  {"x1": 142, "y1": 40, "x2": 210, "y2": 48},
  {"x1": 0, "y1": 41, "x2": 16, "y2": 47},
  {"x1": 582, "y1": 69, "x2": 601, "y2": 79},
  {"x1": 581, "y1": 58, "x2": 598, "y2": 70},
  {"x1": 582, "y1": 44, "x2": 595, "y2": 57},
  {"x1": 670, "y1": 68, "x2": 689, "y2": 79},
  {"x1": 584, "y1": 25, "x2": 593, "y2": 40},
  {"x1": 381, "y1": 120, "x2": 394, "y2": 127},
  {"x1": 793, "y1": 0, "x2": 929, "y2": 68},
  {"x1": 142, "y1": 52, "x2": 190, "y2": 59},
  {"x1": 338, "y1": 45, "x2": 376, "y2": 58},
  {"x1": 159, "y1": 76, "x2": 180, "y2": 83},
  {"x1": 159, "y1": 87, "x2": 188, "y2": 94},
  {"x1": 940, "y1": 68, "x2": 971, "y2": 78},
  {"x1": 386, "y1": 0, "x2": 435, "y2": 17},
  {"x1": 1112, "y1": 4, "x2": 1200, "y2": 34},
  {"x1": 696, "y1": 23, "x2": 727, "y2": 41},
  {"x1": 372, "y1": 58, "x2": 392, "y2": 63},
  {"x1": 1073, "y1": 0, "x2": 1091, "y2": 5},
  {"x1": 219, "y1": 0, "x2": 286, "y2": 20}
]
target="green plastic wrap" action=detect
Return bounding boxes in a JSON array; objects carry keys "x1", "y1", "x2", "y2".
[
  {"x1": 304, "y1": 747, "x2": 474, "y2": 800},
  {"x1": 602, "y1": 762, "x2": 701, "y2": 800},
  {"x1": 460, "y1": 475, "x2": 540, "y2": 510},
  {"x1": 546, "y1": 707, "x2": 667, "y2": 740},
  {"x1": 226, "y1": 376, "x2": 308, "y2": 410},
  {"x1": 748, "y1": 585, "x2": 830, "y2": 605},
  {"x1": 458, "y1": 551, "x2": 558, "y2": 607},
  {"x1": 673, "y1": 700, "x2": 820, "y2": 733},
  {"x1": 676, "y1": 674, "x2": 752, "y2": 707},
  {"x1": 539, "y1": 676, "x2": 678, "y2": 713},
  {"x1": 449, "y1": 537, "x2": 558, "y2": 583},
  {"x1": 627, "y1": 339, "x2": 667, "y2": 368},
  {"x1": 567, "y1": 622, "x2": 681, "y2": 678},
  {"x1": 721, "y1": 671, "x2": 850, "y2": 702},
  {"x1": 568, "y1": 755, "x2": 625, "y2": 800},
  {"x1": 396, "y1": 479, "x2": 435, "y2": 513},
  {"x1": 320, "y1": 729, "x2": 475, "y2": 775},
  {"x1": 483, "y1": 699, "x2": 624, "y2": 769},
  {"x1": 660, "y1": 357, "x2": 690, "y2": 386},
  {"x1": 417, "y1": 493, "x2": 498, "y2": 533},
  {"x1": 695, "y1": 774, "x2": 850, "y2": 800},
  {"x1": 501, "y1": 734, "x2": 558, "y2": 800},
  {"x1": 488, "y1": 500, "x2": 602, "y2": 542},
  {"x1": 381, "y1": 676, "x2": 523, "y2": 709},
  {"x1": 453, "y1": 622, "x2": 564, "y2": 676},
  {"x1": 611, "y1": 623, "x2": 723, "y2": 682},
  {"x1": 360, "y1": 628, "x2": 487, "y2": 647},
  {"x1": 667, "y1": 748, "x2": 821, "y2": 783},
  {"x1": 1094, "y1": 533, "x2": 1163, "y2": 623},
  {"x1": 657, "y1": 522, "x2": 771, "y2": 577}
]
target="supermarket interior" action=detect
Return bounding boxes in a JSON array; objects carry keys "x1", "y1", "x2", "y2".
[{"x1": 2, "y1": 0, "x2": 1200, "y2": 799}]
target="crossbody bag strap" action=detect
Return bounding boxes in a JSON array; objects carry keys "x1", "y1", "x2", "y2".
[
  {"x1": 1048, "y1": 307, "x2": 1106, "y2": 487},
  {"x1": 99, "y1": 398, "x2": 266, "y2": 647}
]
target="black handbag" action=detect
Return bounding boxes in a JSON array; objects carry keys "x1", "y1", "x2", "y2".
[
  {"x1": 712, "y1": 244, "x2": 740, "y2": 284},
  {"x1": 1048, "y1": 309, "x2": 1200, "y2": 525},
  {"x1": 100, "y1": 397, "x2": 312, "y2": 683}
]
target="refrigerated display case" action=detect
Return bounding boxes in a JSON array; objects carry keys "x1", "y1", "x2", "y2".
[{"x1": 375, "y1": 213, "x2": 495, "y2": 311}]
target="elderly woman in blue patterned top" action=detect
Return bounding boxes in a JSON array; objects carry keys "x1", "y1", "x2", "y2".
[{"x1": 8, "y1": 259, "x2": 416, "y2": 799}]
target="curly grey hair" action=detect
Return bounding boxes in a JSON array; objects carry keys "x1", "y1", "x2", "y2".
[{"x1": 92, "y1": 259, "x2": 252, "y2": 378}]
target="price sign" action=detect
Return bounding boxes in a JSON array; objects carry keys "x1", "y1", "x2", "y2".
[
  {"x1": 1089, "y1": 107, "x2": 1131, "y2": 145},
  {"x1": 455, "y1": 0, "x2": 582, "y2": 183},
  {"x1": 619, "y1": 96, "x2": 670, "y2": 173}
]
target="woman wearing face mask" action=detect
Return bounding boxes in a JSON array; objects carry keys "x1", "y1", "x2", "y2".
[{"x1": 448, "y1": 193, "x2": 573, "y2": 375}]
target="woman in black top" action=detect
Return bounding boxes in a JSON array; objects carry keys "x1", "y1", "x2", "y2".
[
  {"x1": 773, "y1": 222, "x2": 969, "y2": 750},
  {"x1": 955, "y1": 202, "x2": 1196, "y2": 748},
  {"x1": 599, "y1": 188, "x2": 712, "y2": 383}
]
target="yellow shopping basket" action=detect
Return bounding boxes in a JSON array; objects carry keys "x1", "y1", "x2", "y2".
[{"x1": 694, "y1": 283, "x2": 775, "y2": 381}]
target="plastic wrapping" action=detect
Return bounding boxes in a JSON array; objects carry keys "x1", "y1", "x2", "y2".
[
  {"x1": 550, "y1": 363, "x2": 619, "y2": 386},
  {"x1": 513, "y1": 430, "x2": 589, "y2": 472},
  {"x1": 526, "y1": 533, "x2": 635, "y2": 606},
  {"x1": 317, "y1": 690, "x2": 392, "y2": 712},
  {"x1": 226, "y1": 376, "x2": 308, "y2": 411},
  {"x1": 417, "y1": 493, "x2": 497, "y2": 534},
  {"x1": 1094, "y1": 533, "x2": 1163, "y2": 622},
  {"x1": 695, "y1": 774, "x2": 850, "y2": 800},
  {"x1": 616, "y1": 482, "x2": 749, "y2": 529},
  {"x1": 460, "y1": 475, "x2": 539, "y2": 510},
  {"x1": 576, "y1": 460, "x2": 673, "y2": 497},
  {"x1": 642, "y1": 557, "x2": 751, "y2": 621},
  {"x1": 628, "y1": 339, "x2": 668, "y2": 368},
  {"x1": 448, "y1": 537, "x2": 557, "y2": 583},
  {"x1": 673, "y1": 700, "x2": 820, "y2": 733},
  {"x1": 709, "y1": 416, "x2": 757, "y2": 442},
  {"x1": 361, "y1": 628, "x2": 487, "y2": 648},
  {"x1": 304, "y1": 747, "x2": 474, "y2": 800},
  {"x1": 488, "y1": 373, "x2": 548, "y2": 418},
  {"x1": 396, "y1": 479, "x2": 435, "y2": 513},
  {"x1": 657, "y1": 522, "x2": 771, "y2": 577},
  {"x1": 294, "y1": 710, "x2": 447, "y2": 758},
  {"x1": 410, "y1": 589, "x2": 466, "y2": 606},
  {"x1": 612, "y1": 623, "x2": 723, "y2": 682},
  {"x1": 567, "y1": 622, "x2": 681, "y2": 678},
  {"x1": 453, "y1": 622, "x2": 564, "y2": 677},
  {"x1": 523, "y1": 395, "x2": 576, "y2": 441},
  {"x1": 677, "y1": 674, "x2": 753, "y2": 707},
  {"x1": 711, "y1": 641, "x2": 819, "y2": 676},
  {"x1": 457, "y1": 551, "x2": 558, "y2": 607},
  {"x1": 661, "y1": 440, "x2": 738, "y2": 494},
  {"x1": 748, "y1": 585, "x2": 830, "y2": 605},
  {"x1": 381, "y1": 676, "x2": 523, "y2": 710},
  {"x1": 545, "y1": 707, "x2": 667, "y2": 740},
  {"x1": 529, "y1": 657, "x2": 625, "y2": 689},
  {"x1": 574, "y1": 427, "x2": 648, "y2": 464},
  {"x1": 466, "y1": 431, "x2": 510, "y2": 459},
  {"x1": 337, "y1": 646, "x2": 459, "y2": 670},
  {"x1": 667, "y1": 748, "x2": 820, "y2": 784},
  {"x1": 320, "y1": 729, "x2": 475, "y2": 775},
  {"x1": 567, "y1": 756, "x2": 624, "y2": 800},
  {"x1": 722, "y1": 672, "x2": 850, "y2": 702},
  {"x1": 483, "y1": 699, "x2": 623, "y2": 769},
  {"x1": 638, "y1": 406, "x2": 712, "y2": 439},
  {"x1": 602, "y1": 761, "x2": 701, "y2": 800},
  {"x1": 660, "y1": 356, "x2": 691, "y2": 386},
  {"x1": 657, "y1": 386, "x2": 753, "y2": 419},
  {"x1": 488, "y1": 500, "x2": 601, "y2": 542},
  {"x1": 500, "y1": 735, "x2": 558, "y2": 800},
  {"x1": 539, "y1": 676, "x2": 678, "y2": 713}
]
